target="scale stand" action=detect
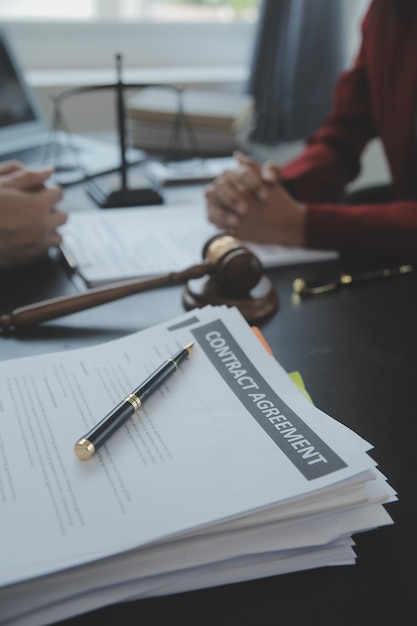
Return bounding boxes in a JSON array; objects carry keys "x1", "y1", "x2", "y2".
[
  {"x1": 85, "y1": 171, "x2": 164, "y2": 208},
  {"x1": 85, "y1": 53, "x2": 164, "y2": 208}
]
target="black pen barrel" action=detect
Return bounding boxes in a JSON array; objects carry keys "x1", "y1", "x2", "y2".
[
  {"x1": 293, "y1": 264, "x2": 414, "y2": 296},
  {"x1": 81, "y1": 399, "x2": 135, "y2": 452},
  {"x1": 133, "y1": 346, "x2": 188, "y2": 403},
  {"x1": 74, "y1": 343, "x2": 193, "y2": 460}
]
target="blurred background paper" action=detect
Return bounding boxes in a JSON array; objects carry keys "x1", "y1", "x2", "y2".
[{"x1": 59, "y1": 204, "x2": 338, "y2": 287}]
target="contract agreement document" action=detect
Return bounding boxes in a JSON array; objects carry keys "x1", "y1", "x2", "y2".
[{"x1": 0, "y1": 305, "x2": 395, "y2": 626}]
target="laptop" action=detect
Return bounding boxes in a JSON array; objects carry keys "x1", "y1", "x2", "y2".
[{"x1": 0, "y1": 27, "x2": 144, "y2": 186}]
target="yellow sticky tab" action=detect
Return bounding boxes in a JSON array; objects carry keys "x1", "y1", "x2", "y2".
[{"x1": 289, "y1": 371, "x2": 314, "y2": 404}]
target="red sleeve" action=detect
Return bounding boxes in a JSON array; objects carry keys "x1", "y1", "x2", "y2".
[
  {"x1": 306, "y1": 200, "x2": 417, "y2": 260},
  {"x1": 280, "y1": 5, "x2": 376, "y2": 202}
]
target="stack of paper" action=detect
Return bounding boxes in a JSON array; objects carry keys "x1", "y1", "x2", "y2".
[
  {"x1": 0, "y1": 305, "x2": 396, "y2": 626},
  {"x1": 144, "y1": 155, "x2": 238, "y2": 186},
  {"x1": 126, "y1": 87, "x2": 254, "y2": 157}
]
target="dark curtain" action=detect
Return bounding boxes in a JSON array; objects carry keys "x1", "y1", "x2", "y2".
[{"x1": 247, "y1": 0, "x2": 346, "y2": 144}]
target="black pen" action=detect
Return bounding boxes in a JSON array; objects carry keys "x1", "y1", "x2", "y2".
[
  {"x1": 74, "y1": 342, "x2": 194, "y2": 460},
  {"x1": 293, "y1": 264, "x2": 414, "y2": 296}
]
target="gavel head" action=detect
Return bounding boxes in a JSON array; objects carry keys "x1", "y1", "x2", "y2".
[{"x1": 202, "y1": 234, "x2": 264, "y2": 297}]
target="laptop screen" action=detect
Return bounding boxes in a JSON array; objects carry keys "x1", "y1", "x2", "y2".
[
  {"x1": 0, "y1": 37, "x2": 37, "y2": 129},
  {"x1": 0, "y1": 28, "x2": 49, "y2": 154}
]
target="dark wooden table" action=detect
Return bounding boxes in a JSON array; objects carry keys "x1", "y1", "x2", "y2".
[{"x1": 1, "y1": 180, "x2": 416, "y2": 626}]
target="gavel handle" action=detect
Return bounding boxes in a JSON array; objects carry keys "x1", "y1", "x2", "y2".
[{"x1": 0, "y1": 262, "x2": 209, "y2": 329}]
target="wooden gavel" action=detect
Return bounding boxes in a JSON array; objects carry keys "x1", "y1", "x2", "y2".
[{"x1": 0, "y1": 234, "x2": 271, "y2": 330}]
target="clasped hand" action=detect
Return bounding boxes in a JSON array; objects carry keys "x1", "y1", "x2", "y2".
[
  {"x1": 205, "y1": 151, "x2": 306, "y2": 247},
  {"x1": 0, "y1": 161, "x2": 67, "y2": 268}
]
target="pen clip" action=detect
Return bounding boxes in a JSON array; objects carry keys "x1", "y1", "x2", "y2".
[{"x1": 292, "y1": 278, "x2": 338, "y2": 296}]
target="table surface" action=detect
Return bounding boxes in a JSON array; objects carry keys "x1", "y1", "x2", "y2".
[{"x1": 1, "y1": 177, "x2": 416, "y2": 626}]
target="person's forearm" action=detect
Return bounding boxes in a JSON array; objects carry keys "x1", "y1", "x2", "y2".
[
  {"x1": 280, "y1": 141, "x2": 360, "y2": 203},
  {"x1": 305, "y1": 201, "x2": 417, "y2": 260}
]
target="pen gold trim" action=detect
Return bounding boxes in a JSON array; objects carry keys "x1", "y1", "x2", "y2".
[
  {"x1": 293, "y1": 264, "x2": 414, "y2": 296},
  {"x1": 74, "y1": 342, "x2": 194, "y2": 460}
]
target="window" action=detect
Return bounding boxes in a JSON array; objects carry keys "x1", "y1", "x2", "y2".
[
  {"x1": 0, "y1": 0, "x2": 259, "y2": 23},
  {"x1": 0, "y1": 1, "x2": 260, "y2": 75}
]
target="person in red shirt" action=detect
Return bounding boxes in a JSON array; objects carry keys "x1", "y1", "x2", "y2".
[{"x1": 205, "y1": 0, "x2": 417, "y2": 261}]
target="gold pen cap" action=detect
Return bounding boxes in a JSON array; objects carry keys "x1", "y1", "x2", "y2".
[{"x1": 74, "y1": 438, "x2": 95, "y2": 461}]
